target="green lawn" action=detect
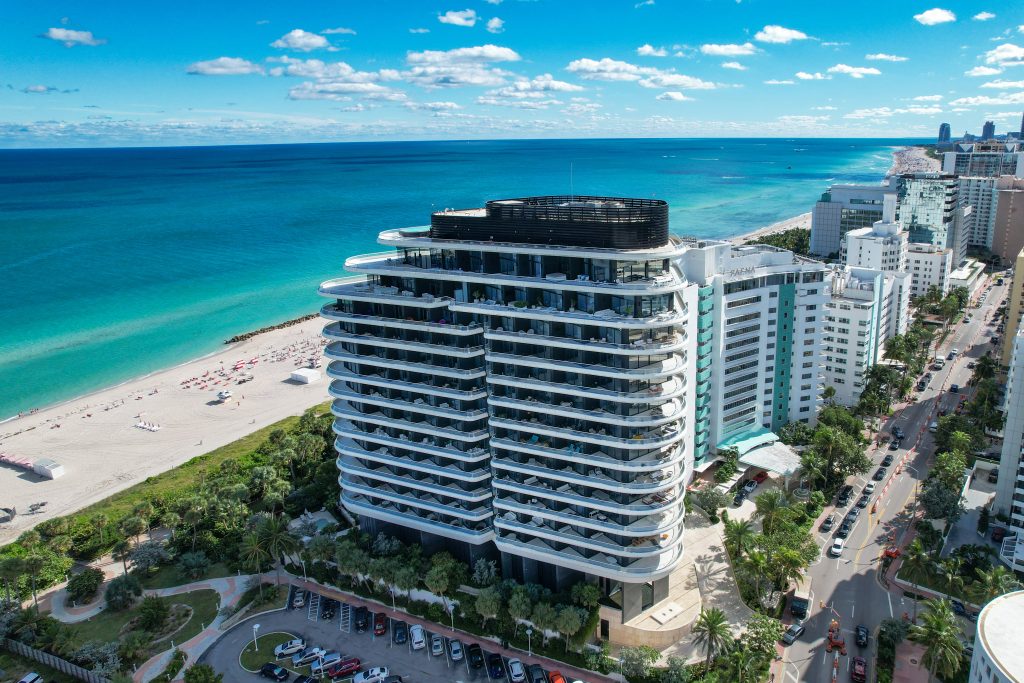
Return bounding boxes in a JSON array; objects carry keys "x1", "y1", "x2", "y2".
[
  {"x1": 239, "y1": 632, "x2": 297, "y2": 672},
  {"x1": 67, "y1": 589, "x2": 220, "y2": 654},
  {"x1": 68, "y1": 401, "x2": 330, "y2": 525},
  {"x1": 0, "y1": 652, "x2": 79, "y2": 683},
  {"x1": 139, "y1": 562, "x2": 233, "y2": 590}
]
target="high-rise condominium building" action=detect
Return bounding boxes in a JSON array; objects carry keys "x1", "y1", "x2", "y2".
[
  {"x1": 894, "y1": 173, "x2": 968, "y2": 265},
  {"x1": 906, "y1": 243, "x2": 954, "y2": 298},
  {"x1": 320, "y1": 196, "x2": 694, "y2": 623},
  {"x1": 992, "y1": 177, "x2": 1024, "y2": 266},
  {"x1": 968, "y1": 591, "x2": 1024, "y2": 682},
  {"x1": 676, "y1": 242, "x2": 830, "y2": 445},
  {"x1": 938, "y1": 123, "x2": 951, "y2": 144},
  {"x1": 942, "y1": 142, "x2": 1024, "y2": 177},
  {"x1": 1001, "y1": 249, "x2": 1024, "y2": 367},
  {"x1": 982, "y1": 120, "x2": 996, "y2": 141},
  {"x1": 994, "y1": 326, "x2": 1024, "y2": 573},
  {"x1": 842, "y1": 221, "x2": 911, "y2": 338},
  {"x1": 958, "y1": 176, "x2": 999, "y2": 250},
  {"x1": 809, "y1": 183, "x2": 893, "y2": 257}
]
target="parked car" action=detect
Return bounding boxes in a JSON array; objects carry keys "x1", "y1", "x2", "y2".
[
  {"x1": 508, "y1": 659, "x2": 526, "y2": 682},
  {"x1": 352, "y1": 668, "x2": 389, "y2": 683},
  {"x1": 325, "y1": 658, "x2": 360, "y2": 679},
  {"x1": 989, "y1": 470, "x2": 999, "y2": 483},
  {"x1": 821, "y1": 514, "x2": 836, "y2": 532},
  {"x1": 488, "y1": 652, "x2": 505, "y2": 679},
  {"x1": 260, "y1": 664, "x2": 289, "y2": 682},
  {"x1": 732, "y1": 491, "x2": 747, "y2": 507},
  {"x1": 274, "y1": 639, "x2": 306, "y2": 658},
  {"x1": 873, "y1": 467, "x2": 887, "y2": 481},
  {"x1": 882, "y1": 454, "x2": 894, "y2": 467},
  {"x1": 781, "y1": 623, "x2": 805, "y2": 645},
  {"x1": 839, "y1": 484, "x2": 854, "y2": 498},
  {"x1": 855, "y1": 625, "x2": 869, "y2": 647},
  {"x1": 916, "y1": 381, "x2": 927, "y2": 391},
  {"x1": 742, "y1": 479, "x2": 758, "y2": 494},
  {"x1": 409, "y1": 624, "x2": 426, "y2": 650},
  {"x1": 851, "y1": 656, "x2": 867, "y2": 683},
  {"x1": 968, "y1": 361, "x2": 977, "y2": 369},
  {"x1": 992, "y1": 527, "x2": 1007, "y2": 542},
  {"x1": 527, "y1": 664, "x2": 546, "y2": 683},
  {"x1": 864, "y1": 482, "x2": 875, "y2": 494},
  {"x1": 933, "y1": 359, "x2": 945, "y2": 370},
  {"x1": 889, "y1": 439, "x2": 901, "y2": 450},
  {"x1": 947, "y1": 352, "x2": 956, "y2": 360},
  {"x1": 829, "y1": 538, "x2": 845, "y2": 557},
  {"x1": 468, "y1": 644, "x2": 485, "y2": 669},
  {"x1": 754, "y1": 471, "x2": 769, "y2": 484},
  {"x1": 846, "y1": 507, "x2": 861, "y2": 522},
  {"x1": 354, "y1": 606, "x2": 369, "y2": 632},
  {"x1": 857, "y1": 494, "x2": 870, "y2": 508},
  {"x1": 951, "y1": 347, "x2": 960, "y2": 356},
  {"x1": 548, "y1": 672, "x2": 567, "y2": 683},
  {"x1": 310, "y1": 652, "x2": 342, "y2": 677},
  {"x1": 374, "y1": 612, "x2": 388, "y2": 636},
  {"x1": 950, "y1": 384, "x2": 960, "y2": 393},
  {"x1": 892, "y1": 427, "x2": 905, "y2": 440},
  {"x1": 291, "y1": 590, "x2": 306, "y2": 609},
  {"x1": 291, "y1": 648, "x2": 326, "y2": 667},
  {"x1": 449, "y1": 639, "x2": 465, "y2": 662},
  {"x1": 320, "y1": 599, "x2": 336, "y2": 621},
  {"x1": 392, "y1": 621, "x2": 408, "y2": 645},
  {"x1": 431, "y1": 633, "x2": 445, "y2": 657},
  {"x1": 837, "y1": 521, "x2": 853, "y2": 539},
  {"x1": 929, "y1": 421, "x2": 939, "y2": 433}
]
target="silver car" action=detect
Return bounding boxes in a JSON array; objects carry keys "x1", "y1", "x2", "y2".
[
  {"x1": 430, "y1": 634, "x2": 445, "y2": 657},
  {"x1": 448, "y1": 639, "x2": 464, "y2": 662}
]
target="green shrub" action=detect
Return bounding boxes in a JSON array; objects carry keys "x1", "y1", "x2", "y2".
[{"x1": 66, "y1": 567, "x2": 104, "y2": 604}]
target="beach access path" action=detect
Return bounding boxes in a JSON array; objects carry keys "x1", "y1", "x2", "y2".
[{"x1": 0, "y1": 317, "x2": 327, "y2": 544}]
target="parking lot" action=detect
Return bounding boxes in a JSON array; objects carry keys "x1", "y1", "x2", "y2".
[{"x1": 201, "y1": 586, "x2": 583, "y2": 683}]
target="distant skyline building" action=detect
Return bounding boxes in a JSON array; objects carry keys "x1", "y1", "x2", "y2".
[
  {"x1": 982, "y1": 120, "x2": 996, "y2": 140},
  {"x1": 809, "y1": 183, "x2": 893, "y2": 257},
  {"x1": 938, "y1": 122, "x2": 951, "y2": 144},
  {"x1": 942, "y1": 142, "x2": 1024, "y2": 178}
]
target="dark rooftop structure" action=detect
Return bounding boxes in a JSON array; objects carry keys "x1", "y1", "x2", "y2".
[{"x1": 429, "y1": 195, "x2": 670, "y2": 250}]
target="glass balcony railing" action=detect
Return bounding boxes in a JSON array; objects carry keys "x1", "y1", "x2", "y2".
[
  {"x1": 698, "y1": 299, "x2": 713, "y2": 314},
  {"x1": 694, "y1": 442, "x2": 709, "y2": 459},
  {"x1": 698, "y1": 285, "x2": 713, "y2": 297},
  {"x1": 697, "y1": 330, "x2": 713, "y2": 344},
  {"x1": 696, "y1": 367, "x2": 712, "y2": 384},
  {"x1": 697, "y1": 356, "x2": 712, "y2": 372},
  {"x1": 695, "y1": 418, "x2": 710, "y2": 434},
  {"x1": 695, "y1": 405, "x2": 710, "y2": 422},
  {"x1": 698, "y1": 312, "x2": 714, "y2": 328},
  {"x1": 694, "y1": 393, "x2": 710, "y2": 409}
]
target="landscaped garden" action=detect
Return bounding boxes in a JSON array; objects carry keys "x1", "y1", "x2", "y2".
[{"x1": 239, "y1": 632, "x2": 297, "y2": 672}]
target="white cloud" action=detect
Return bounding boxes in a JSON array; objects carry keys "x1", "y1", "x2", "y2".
[
  {"x1": 795, "y1": 71, "x2": 829, "y2": 80},
  {"x1": 486, "y1": 17, "x2": 505, "y2": 34},
  {"x1": 409, "y1": 28, "x2": 431, "y2": 34},
  {"x1": 488, "y1": 74, "x2": 583, "y2": 96},
  {"x1": 267, "y1": 57, "x2": 381, "y2": 81},
  {"x1": 865, "y1": 53, "x2": 908, "y2": 62},
  {"x1": 656, "y1": 91, "x2": 692, "y2": 101},
  {"x1": 40, "y1": 27, "x2": 105, "y2": 47},
  {"x1": 340, "y1": 103, "x2": 376, "y2": 112},
  {"x1": 323, "y1": 27, "x2": 357, "y2": 35},
  {"x1": 566, "y1": 57, "x2": 716, "y2": 89},
  {"x1": 913, "y1": 8, "x2": 956, "y2": 25},
  {"x1": 187, "y1": 57, "x2": 264, "y2": 76},
  {"x1": 844, "y1": 105, "x2": 942, "y2": 119},
  {"x1": 637, "y1": 44, "x2": 668, "y2": 57},
  {"x1": 985, "y1": 43, "x2": 1024, "y2": 64},
  {"x1": 271, "y1": 29, "x2": 330, "y2": 52},
  {"x1": 828, "y1": 63, "x2": 881, "y2": 78},
  {"x1": 288, "y1": 81, "x2": 396, "y2": 100},
  {"x1": 477, "y1": 95, "x2": 561, "y2": 109},
  {"x1": 635, "y1": 0, "x2": 655, "y2": 7},
  {"x1": 764, "y1": 79, "x2": 795, "y2": 85},
  {"x1": 981, "y1": 79, "x2": 1024, "y2": 88},
  {"x1": 721, "y1": 61, "x2": 747, "y2": 71},
  {"x1": 966, "y1": 65, "x2": 1003, "y2": 76},
  {"x1": 778, "y1": 115, "x2": 829, "y2": 125},
  {"x1": 21, "y1": 84, "x2": 78, "y2": 94},
  {"x1": 404, "y1": 44, "x2": 520, "y2": 88},
  {"x1": 485, "y1": 0, "x2": 503, "y2": 4},
  {"x1": 404, "y1": 101, "x2": 462, "y2": 111},
  {"x1": 912, "y1": 94, "x2": 943, "y2": 101},
  {"x1": 637, "y1": 72, "x2": 717, "y2": 90},
  {"x1": 438, "y1": 10, "x2": 478, "y2": 27},
  {"x1": 754, "y1": 25, "x2": 808, "y2": 44},
  {"x1": 700, "y1": 42, "x2": 757, "y2": 56},
  {"x1": 563, "y1": 102, "x2": 602, "y2": 115},
  {"x1": 812, "y1": 105, "x2": 838, "y2": 110},
  {"x1": 974, "y1": 12, "x2": 996, "y2": 21},
  {"x1": 949, "y1": 92, "x2": 1024, "y2": 106}
]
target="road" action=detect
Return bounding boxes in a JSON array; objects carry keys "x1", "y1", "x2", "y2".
[{"x1": 781, "y1": 274, "x2": 1008, "y2": 683}]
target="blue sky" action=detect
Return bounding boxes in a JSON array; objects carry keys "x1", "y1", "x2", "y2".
[{"x1": 2, "y1": 0, "x2": 1024, "y2": 147}]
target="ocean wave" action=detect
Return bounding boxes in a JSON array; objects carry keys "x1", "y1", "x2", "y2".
[{"x1": 690, "y1": 158, "x2": 719, "y2": 161}]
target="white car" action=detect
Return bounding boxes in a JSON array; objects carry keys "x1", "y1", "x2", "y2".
[
  {"x1": 291, "y1": 590, "x2": 306, "y2": 608},
  {"x1": 742, "y1": 480, "x2": 757, "y2": 494},
  {"x1": 448, "y1": 639, "x2": 464, "y2": 661},
  {"x1": 829, "y1": 538, "x2": 845, "y2": 557},
  {"x1": 291, "y1": 647, "x2": 326, "y2": 667},
  {"x1": 864, "y1": 482, "x2": 875, "y2": 494},
  {"x1": 353, "y1": 667, "x2": 389, "y2": 683},
  {"x1": 929, "y1": 421, "x2": 939, "y2": 433},
  {"x1": 273, "y1": 639, "x2": 306, "y2": 658},
  {"x1": 507, "y1": 659, "x2": 527, "y2": 683},
  {"x1": 951, "y1": 348, "x2": 960, "y2": 356},
  {"x1": 409, "y1": 623, "x2": 426, "y2": 650}
]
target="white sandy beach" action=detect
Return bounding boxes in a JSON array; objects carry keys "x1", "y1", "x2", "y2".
[
  {"x1": 0, "y1": 317, "x2": 328, "y2": 543},
  {"x1": 730, "y1": 212, "x2": 812, "y2": 245}
]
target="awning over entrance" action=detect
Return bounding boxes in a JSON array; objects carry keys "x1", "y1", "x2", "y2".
[{"x1": 717, "y1": 427, "x2": 802, "y2": 477}]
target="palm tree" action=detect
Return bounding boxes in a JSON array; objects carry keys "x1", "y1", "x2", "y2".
[
  {"x1": 753, "y1": 489, "x2": 790, "y2": 535},
  {"x1": 909, "y1": 599, "x2": 963, "y2": 681},
  {"x1": 936, "y1": 558, "x2": 964, "y2": 599},
  {"x1": 90, "y1": 513, "x2": 109, "y2": 547},
  {"x1": 22, "y1": 554, "x2": 46, "y2": 608},
  {"x1": 970, "y1": 566, "x2": 1022, "y2": 605},
  {"x1": 971, "y1": 355, "x2": 998, "y2": 385},
  {"x1": 741, "y1": 550, "x2": 769, "y2": 604},
  {"x1": 723, "y1": 519, "x2": 754, "y2": 560},
  {"x1": 238, "y1": 533, "x2": 270, "y2": 599},
  {"x1": 257, "y1": 515, "x2": 298, "y2": 585},
  {"x1": 0, "y1": 557, "x2": 23, "y2": 604},
  {"x1": 691, "y1": 607, "x2": 732, "y2": 667},
  {"x1": 900, "y1": 540, "x2": 934, "y2": 621}
]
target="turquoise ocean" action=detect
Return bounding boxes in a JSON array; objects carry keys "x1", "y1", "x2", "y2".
[{"x1": 0, "y1": 138, "x2": 914, "y2": 419}]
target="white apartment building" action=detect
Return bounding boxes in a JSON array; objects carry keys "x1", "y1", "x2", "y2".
[
  {"x1": 676, "y1": 242, "x2": 830, "y2": 458},
  {"x1": 943, "y1": 141, "x2": 1024, "y2": 178},
  {"x1": 842, "y1": 221, "x2": 911, "y2": 340},
  {"x1": 968, "y1": 590, "x2": 1024, "y2": 683},
  {"x1": 994, "y1": 326, "x2": 1024, "y2": 573},
  {"x1": 320, "y1": 196, "x2": 695, "y2": 624},
  {"x1": 906, "y1": 242, "x2": 954, "y2": 298},
  {"x1": 958, "y1": 176, "x2": 999, "y2": 249},
  {"x1": 822, "y1": 269, "x2": 886, "y2": 407}
]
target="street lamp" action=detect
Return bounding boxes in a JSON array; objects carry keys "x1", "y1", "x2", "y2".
[
  {"x1": 252, "y1": 623, "x2": 261, "y2": 652},
  {"x1": 448, "y1": 603, "x2": 455, "y2": 631},
  {"x1": 526, "y1": 627, "x2": 533, "y2": 657},
  {"x1": 300, "y1": 558, "x2": 307, "y2": 582}
]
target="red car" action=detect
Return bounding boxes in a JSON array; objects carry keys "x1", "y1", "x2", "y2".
[
  {"x1": 851, "y1": 656, "x2": 867, "y2": 683},
  {"x1": 373, "y1": 612, "x2": 388, "y2": 636},
  {"x1": 326, "y1": 657, "x2": 360, "y2": 679},
  {"x1": 753, "y1": 471, "x2": 769, "y2": 484}
]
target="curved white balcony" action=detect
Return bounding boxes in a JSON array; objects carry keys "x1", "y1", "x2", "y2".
[
  {"x1": 492, "y1": 533, "x2": 683, "y2": 582},
  {"x1": 318, "y1": 278, "x2": 456, "y2": 308},
  {"x1": 325, "y1": 351, "x2": 485, "y2": 381},
  {"x1": 449, "y1": 301, "x2": 686, "y2": 330},
  {"x1": 320, "y1": 305, "x2": 481, "y2": 336},
  {"x1": 488, "y1": 416, "x2": 683, "y2": 450},
  {"x1": 333, "y1": 430, "x2": 488, "y2": 464},
  {"x1": 490, "y1": 457, "x2": 685, "y2": 495},
  {"x1": 488, "y1": 396, "x2": 682, "y2": 428},
  {"x1": 328, "y1": 371, "x2": 487, "y2": 402},
  {"x1": 485, "y1": 351, "x2": 683, "y2": 381},
  {"x1": 491, "y1": 437, "x2": 685, "y2": 473},
  {"x1": 341, "y1": 477, "x2": 493, "y2": 522},
  {"x1": 332, "y1": 403, "x2": 489, "y2": 442},
  {"x1": 494, "y1": 516, "x2": 684, "y2": 559},
  {"x1": 493, "y1": 497, "x2": 684, "y2": 537},
  {"x1": 335, "y1": 444, "x2": 489, "y2": 483},
  {"x1": 376, "y1": 227, "x2": 689, "y2": 261},
  {"x1": 484, "y1": 329, "x2": 685, "y2": 356},
  {"x1": 491, "y1": 476, "x2": 680, "y2": 516},
  {"x1": 330, "y1": 387, "x2": 487, "y2": 421},
  {"x1": 487, "y1": 374, "x2": 685, "y2": 404},
  {"x1": 324, "y1": 329, "x2": 485, "y2": 358},
  {"x1": 339, "y1": 459, "x2": 491, "y2": 503},
  {"x1": 342, "y1": 492, "x2": 494, "y2": 543}
]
